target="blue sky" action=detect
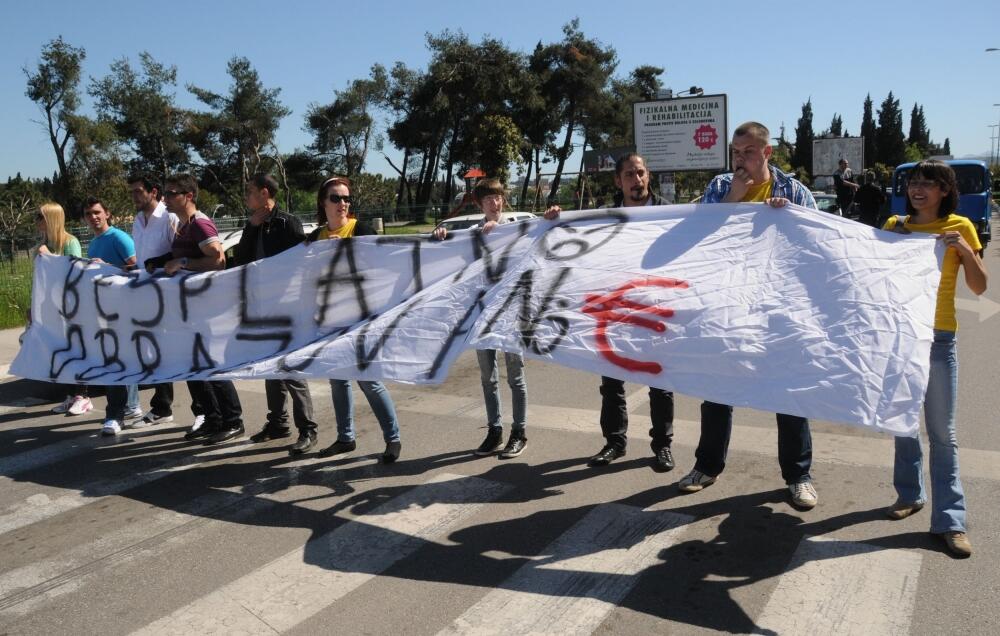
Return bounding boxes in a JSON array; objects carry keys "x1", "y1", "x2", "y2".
[{"x1": 2, "y1": 0, "x2": 999, "y2": 182}]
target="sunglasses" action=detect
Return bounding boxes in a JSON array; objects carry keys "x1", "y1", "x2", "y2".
[
  {"x1": 327, "y1": 194, "x2": 352, "y2": 204},
  {"x1": 906, "y1": 179, "x2": 940, "y2": 190},
  {"x1": 162, "y1": 190, "x2": 188, "y2": 198}
]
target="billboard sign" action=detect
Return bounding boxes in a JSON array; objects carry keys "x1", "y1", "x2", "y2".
[
  {"x1": 633, "y1": 94, "x2": 728, "y2": 172},
  {"x1": 813, "y1": 137, "x2": 864, "y2": 176}
]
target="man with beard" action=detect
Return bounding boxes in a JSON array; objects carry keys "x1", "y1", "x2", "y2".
[{"x1": 544, "y1": 153, "x2": 677, "y2": 471}]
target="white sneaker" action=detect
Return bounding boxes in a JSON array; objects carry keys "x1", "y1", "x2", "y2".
[
  {"x1": 52, "y1": 395, "x2": 75, "y2": 414},
  {"x1": 123, "y1": 408, "x2": 144, "y2": 425},
  {"x1": 190, "y1": 414, "x2": 206, "y2": 431},
  {"x1": 790, "y1": 480, "x2": 818, "y2": 509},
  {"x1": 67, "y1": 396, "x2": 94, "y2": 416},
  {"x1": 101, "y1": 419, "x2": 122, "y2": 436},
  {"x1": 678, "y1": 468, "x2": 718, "y2": 492},
  {"x1": 131, "y1": 412, "x2": 174, "y2": 429}
]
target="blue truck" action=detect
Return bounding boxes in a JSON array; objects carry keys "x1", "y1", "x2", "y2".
[{"x1": 890, "y1": 160, "x2": 993, "y2": 250}]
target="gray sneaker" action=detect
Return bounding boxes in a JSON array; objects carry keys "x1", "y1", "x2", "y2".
[
  {"x1": 789, "y1": 480, "x2": 818, "y2": 509},
  {"x1": 678, "y1": 468, "x2": 717, "y2": 492}
]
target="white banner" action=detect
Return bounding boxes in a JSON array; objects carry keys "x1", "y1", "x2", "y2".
[{"x1": 13, "y1": 204, "x2": 940, "y2": 436}]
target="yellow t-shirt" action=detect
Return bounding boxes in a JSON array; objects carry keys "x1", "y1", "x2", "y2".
[
  {"x1": 883, "y1": 214, "x2": 982, "y2": 331},
  {"x1": 317, "y1": 218, "x2": 357, "y2": 240},
  {"x1": 741, "y1": 179, "x2": 773, "y2": 202}
]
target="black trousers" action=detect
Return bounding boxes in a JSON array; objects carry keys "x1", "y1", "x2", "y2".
[
  {"x1": 149, "y1": 383, "x2": 174, "y2": 417},
  {"x1": 264, "y1": 379, "x2": 317, "y2": 435},
  {"x1": 598, "y1": 376, "x2": 674, "y2": 452},
  {"x1": 186, "y1": 380, "x2": 242, "y2": 431},
  {"x1": 693, "y1": 401, "x2": 813, "y2": 484}
]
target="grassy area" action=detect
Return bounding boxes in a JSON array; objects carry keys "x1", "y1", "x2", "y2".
[
  {"x1": 384, "y1": 223, "x2": 435, "y2": 235},
  {"x1": 0, "y1": 255, "x2": 33, "y2": 329}
]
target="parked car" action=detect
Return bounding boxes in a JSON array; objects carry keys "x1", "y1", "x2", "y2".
[
  {"x1": 811, "y1": 193, "x2": 842, "y2": 216},
  {"x1": 435, "y1": 212, "x2": 537, "y2": 232},
  {"x1": 220, "y1": 221, "x2": 318, "y2": 268},
  {"x1": 890, "y1": 160, "x2": 992, "y2": 249}
]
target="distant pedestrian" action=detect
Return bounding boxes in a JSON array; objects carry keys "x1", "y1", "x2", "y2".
[
  {"x1": 854, "y1": 171, "x2": 885, "y2": 227},
  {"x1": 833, "y1": 159, "x2": 859, "y2": 216}
]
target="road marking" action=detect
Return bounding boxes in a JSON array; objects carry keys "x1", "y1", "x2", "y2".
[
  {"x1": 756, "y1": 536, "x2": 921, "y2": 635},
  {"x1": 392, "y1": 387, "x2": 1000, "y2": 481},
  {"x1": 0, "y1": 437, "x2": 246, "y2": 535},
  {"x1": 439, "y1": 504, "x2": 692, "y2": 635},
  {"x1": 132, "y1": 473, "x2": 510, "y2": 635},
  {"x1": 955, "y1": 296, "x2": 1000, "y2": 321}
]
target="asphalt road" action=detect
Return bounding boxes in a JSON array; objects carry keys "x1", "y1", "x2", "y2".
[{"x1": 1, "y1": 216, "x2": 999, "y2": 635}]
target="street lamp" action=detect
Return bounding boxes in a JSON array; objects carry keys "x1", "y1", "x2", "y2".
[
  {"x1": 676, "y1": 86, "x2": 704, "y2": 97},
  {"x1": 989, "y1": 125, "x2": 998, "y2": 168},
  {"x1": 994, "y1": 104, "x2": 1000, "y2": 167}
]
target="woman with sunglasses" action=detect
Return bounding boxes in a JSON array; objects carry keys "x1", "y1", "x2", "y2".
[
  {"x1": 307, "y1": 177, "x2": 402, "y2": 463},
  {"x1": 883, "y1": 160, "x2": 988, "y2": 558},
  {"x1": 33, "y1": 203, "x2": 91, "y2": 415}
]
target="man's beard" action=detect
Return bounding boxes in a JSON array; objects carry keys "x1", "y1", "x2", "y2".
[{"x1": 627, "y1": 186, "x2": 648, "y2": 203}]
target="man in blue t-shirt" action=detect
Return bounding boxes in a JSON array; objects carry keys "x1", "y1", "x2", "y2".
[{"x1": 82, "y1": 197, "x2": 141, "y2": 437}]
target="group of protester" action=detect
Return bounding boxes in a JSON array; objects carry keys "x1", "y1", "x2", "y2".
[
  {"x1": 30, "y1": 121, "x2": 986, "y2": 558},
  {"x1": 833, "y1": 158, "x2": 888, "y2": 227}
]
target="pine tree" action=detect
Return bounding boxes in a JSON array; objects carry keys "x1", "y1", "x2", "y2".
[
  {"x1": 860, "y1": 94, "x2": 876, "y2": 168},
  {"x1": 943, "y1": 138, "x2": 951, "y2": 155},
  {"x1": 907, "y1": 103, "x2": 929, "y2": 152},
  {"x1": 829, "y1": 113, "x2": 843, "y2": 137},
  {"x1": 792, "y1": 98, "x2": 814, "y2": 174},
  {"x1": 875, "y1": 92, "x2": 906, "y2": 166}
]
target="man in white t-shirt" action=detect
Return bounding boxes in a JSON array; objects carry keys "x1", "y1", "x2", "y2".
[{"x1": 126, "y1": 174, "x2": 186, "y2": 429}]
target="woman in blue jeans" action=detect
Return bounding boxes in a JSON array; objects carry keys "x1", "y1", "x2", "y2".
[
  {"x1": 883, "y1": 160, "x2": 987, "y2": 557},
  {"x1": 307, "y1": 176, "x2": 402, "y2": 463}
]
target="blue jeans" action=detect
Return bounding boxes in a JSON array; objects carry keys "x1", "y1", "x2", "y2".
[
  {"x1": 126, "y1": 384, "x2": 139, "y2": 412},
  {"x1": 477, "y1": 349, "x2": 526, "y2": 432},
  {"x1": 329, "y1": 380, "x2": 400, "y2": 443},
  {"x1": 894, "y1": 330, "x2": 965, "y2": 533}
]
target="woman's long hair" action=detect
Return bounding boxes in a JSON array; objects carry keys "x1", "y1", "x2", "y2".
[
  {"x1": 37, "y1": 202, "x2": 75, "y2": 255},
  {"x1": 905, "y1": 160, "x2": 959, "y2": 218}
]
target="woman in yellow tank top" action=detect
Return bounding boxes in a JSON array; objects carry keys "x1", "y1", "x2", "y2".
[
  {"x1": 883, "y1": 160, "x2": 987, "y2": 558},
  {"x1": 307, "y1": 177, "x2": 401, "y2": 463}
]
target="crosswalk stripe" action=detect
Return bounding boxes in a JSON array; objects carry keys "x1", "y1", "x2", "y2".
[
  {"x1": 131, "y1": 473, "x2": 511, "y2": 635},
  {"x1": 755, "y1": 536, "x2": 921, "y2": 635},
  {"x1": 439, "y1": 504, "x2": 693, "y2": 635},
  {"x1": 0, "y1": 439, "x2": 248, "y2": 536},
  {"x1": 389, "y1": 386, "x2": 1000, "y2": 481}
]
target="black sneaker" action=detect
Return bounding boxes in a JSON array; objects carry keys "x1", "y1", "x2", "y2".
[
  {"x1": 588, "y1": 445, "x2": 625, "y2": 466},
  {"x1": 184, "y1": 426, "x2": 216, "y2": 441},
  {"x1": 474, "y1": 427, "x2": 504, "y2": 456},
  {"x1": 289, "y1": 433, "x2": 317, "y2": 455},
  {"x1": 652, "y1": 447, "x2": 675, "y2": 472},
  {"x1": 250, "y1": 426, "x2": 293, "y2": 443},
  {"x1": 319, "y1": 439, "x2": 357, "y2": 457},
  {"x1": 499, "y1": 432, "x2": 527, "y2": 459},
  {"x1": 382, "y1": 441, "x2": 401, "y2": 464}
]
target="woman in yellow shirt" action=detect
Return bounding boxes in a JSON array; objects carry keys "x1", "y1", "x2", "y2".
[
  {"x1": 306, "y1": 177, "x2": 402, "y2": 463},
  {"x1": 883, "y1": 160, "x2": 987, "y2": 558}
]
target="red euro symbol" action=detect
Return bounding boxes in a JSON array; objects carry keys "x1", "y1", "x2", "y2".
[{"x1": 581, "y1": 277, "x2": 688, "y2": 374}]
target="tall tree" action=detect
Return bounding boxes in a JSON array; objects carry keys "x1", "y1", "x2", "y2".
[
  {"x1": 531, "y1": 19, "x2": 617, "y2": 203},
  {"x1": 89, "y1": 52, "x2": 189, "y2": 184},
  {"x1": 907, "y1": 103, "x2": 930, "y2": 152},
  {"x1": 829, "y1": 113, "x2": 843, "y2": 137},
  {"x1": 305, "y1": 64, "x2": 389, "y2": 177},
  {"x1": 860, "y1": 94, "x2": 876, "y2": 168},
  {"x1": 23, "y1": 37, "x2": 87, "y2": 202},
  {"x1": 791, "y1": 98, "x2": 814, "y2": 175},
  {"x1": 875, "y1": 91, "x2": 906, "y2": 167},
  {"x1": 186, "y1": 57, "x2": 291, "y2": 210},
  {"x1": 943, "y1": 138, "x2": 951, "y2": 156}
]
